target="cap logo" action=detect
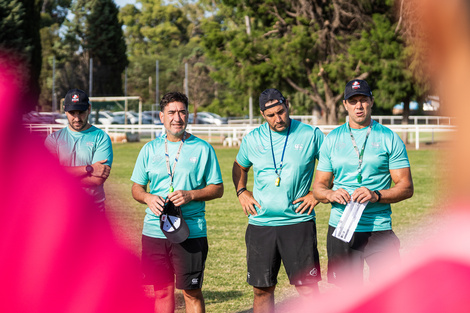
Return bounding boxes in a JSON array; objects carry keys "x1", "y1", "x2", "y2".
[
  {"x1": 352, "y1": 81, "x2": 360, "y2": 90},
  {"x1": 72, "y1": 94, "x2": 79, "y2": 102}
]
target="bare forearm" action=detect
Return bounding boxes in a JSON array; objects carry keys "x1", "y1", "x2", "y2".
[
  {"x1": 132, "y1": 183, "x2": 151, "y2": 205},
  {"x1": 377, "y1": 185, "x2": 414, "y2": 204},
  {"x1": 189, "y1": 183, "x2": 224, "y2": 202},
  {"x1": 232, "y1": 161, "x2": 249, "y2": 190},
  {"x1": 312, "y1": 185, "x2": 334, "y2": 203}
]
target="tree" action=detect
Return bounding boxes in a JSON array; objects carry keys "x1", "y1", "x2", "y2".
[
  {"x1": 82, "y1": 0, "x2": 128, "y2": 96},
  {"x1": 201, "y1": 0, "x2": 387, "y2": 124},
  {"x1": 120, "y1": 0, "x2": 195, "y2": 104},
  {"x1": 38, "y1": 0, "x2": 73, "y2": 110},
  {"x1": 0, "y1": 0, "x2": 42, "y2": 111}
]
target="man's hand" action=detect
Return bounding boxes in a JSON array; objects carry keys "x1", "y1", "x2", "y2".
[
  {"x1": 168, "y1": 190, "x2": 194, "y2": 207},
  {"x1": 92, "y1": 159, "x2": 111, "y2": 179},
  {"x1": 293, "y1": 192, "x2": 319, "y2": 215},
  {"x1": 144, "y1": 193, "x2": 166, "y2": 216},
  {"x1": 237, "y1": 190, "x2": 261, "y2": 217},
  {"x1": 326, "y1": 188, "x2": 351, "y2": 205},
  {"x1": 351, "y1": 187, "x2": 377, "y2": 204}
]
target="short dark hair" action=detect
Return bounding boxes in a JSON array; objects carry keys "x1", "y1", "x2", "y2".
[{"x1": 160, "y1": 92, "x2": 189, "y2": 112}]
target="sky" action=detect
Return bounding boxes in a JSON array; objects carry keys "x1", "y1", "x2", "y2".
[{"x1": 114, "y1": 0, "x2": 137, "y2": 8}]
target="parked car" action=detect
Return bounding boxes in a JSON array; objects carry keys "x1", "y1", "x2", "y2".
[
  {"x1": 89, "y1": 112, "x2": 114, "y2": 125},
  {"x1": 143, "y1": 110, "x2": 163, "y2": 125},
  {"x1": 189, "y1": 112, "x2": 228, "y2": 125},
  {"x1": 101, "y1": 111, "x2": 123, "y2": 124},
  {"x1": 113, "y1": 111, "x2": 153, "y2": 124},
  {"x1": 22, "y1": 111, "x2": 57, "y2": 124}
]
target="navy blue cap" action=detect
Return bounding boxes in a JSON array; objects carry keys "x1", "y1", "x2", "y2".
[
  {"x1": 344, "y1": 80, "x2": 373, "y2": 100},
  {"x1": 259, "y1": 88, "x2": 286, "y2": 111},
  {"x1": 64, "y1": 89, "x2": 90, "y2": 112}
]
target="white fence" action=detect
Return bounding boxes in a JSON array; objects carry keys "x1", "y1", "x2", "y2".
[
  {"x1": 25, "y1": 122, "x2": 455, "y2": 150},
  {"x1": 230, "y1": 115, "x2": 454, "y2": 126}
]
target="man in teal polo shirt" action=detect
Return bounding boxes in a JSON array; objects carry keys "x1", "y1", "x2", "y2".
[
  {"x1": 45, "y1": 89, "x2": 113, "y2": 213},
  {"x1": 313, "y1": 79, "x2": 414, "y2": 287},
  {"x1": 131, "y1": 91, "x2": 223, "y2": 313},
  {"x1": 232, "y1": 88, "x2": 324, "y2": 312}
]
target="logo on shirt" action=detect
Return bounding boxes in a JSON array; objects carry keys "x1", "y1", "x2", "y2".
[
  {"x1": 335, "y1": 142, "x2": 347, "y2": 149},
  {"x1": 257, "y1": 145, "x2": 265, "y2": 152},
  {"x1": 191, "y1": 278, "x2": 199, "y2": 285},
  {"x1": 371, "y1": 142, "x2": 381, "y2": 149},
  {"x1": 190, "y1": 156, "x2": 198, "y2": 163},
  {"x1": 86, "y1": 141, "x2": 94, "y2": 147},
  {"x1": 294, "y1": 144, "x2": 304, "y2": 150},
  {"x1": 152, "y1": 154, "x2": 164, "y2": 163}
]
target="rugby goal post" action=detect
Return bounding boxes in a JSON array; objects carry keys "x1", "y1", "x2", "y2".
[
  {"x1": 60, "y1": 96, "x2": 143, "y2": 125},
  {"x1": 89, "y1": 96, "x2": 142, "y2": 125}
]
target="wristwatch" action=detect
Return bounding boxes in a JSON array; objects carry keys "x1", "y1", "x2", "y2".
[
  {"x1": 374, "y1": 190, "x2": 382, "y2": 203},
  {"x1": 85, "y1": 165, "x2": 94, "y2": 176}
]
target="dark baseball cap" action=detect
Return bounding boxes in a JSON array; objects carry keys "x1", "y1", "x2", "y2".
[
  {"x1": 259, "y1": 88, "x2": 286, "y2": 111},
  {"x1": 64, "y1": 89, "x2": 90, "y2": 112},
  {"x1": 344, "y1": 79, "x2": 373, "y2": 100},
  {"x1": 160, "y1": 200, "x2": 189, "y2": 244}
]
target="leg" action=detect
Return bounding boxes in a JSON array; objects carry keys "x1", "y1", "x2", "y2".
[
  {"x1": 364, "y1": 230, "x2": 401, "y2": 283},
  {"x1": 327, "y1": 226, "x2": 367, "y2": 288},
  {"x1": 182, "y1": 288, "x2": 205, "y2": 313},
  {"x1": 295, "y1": 284, "x2": 319, "y2": 308},
  {"x1": 154, "y1": 284, "x2": 175, "y2": 313},
  {"x1": 253, "y1": 285, "x2": 276, "y2": 313}
]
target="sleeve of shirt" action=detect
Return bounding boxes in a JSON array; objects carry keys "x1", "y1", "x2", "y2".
[
  {"x1": 204, "y1": 144, "x2": 223, "y2": 185},
  {"x1": 316, "y1": 134, "x2": 333, "y2": 172},
  {"x1": 313, "y1": 127, "x2": 325, "y2": 161},
  {"x1": 236, "y1": 135, "x2": 253, "y2": 168},
  {"x1": 130, "y1": 144, "x2": 150, "y2": 186},
  {"x1": 44, "y1": 133, "x2": 58, "y2": 158},
  {"x1": 389, "y1": 131, "x2": 410, "y2": 169},
  {"x1": 92, "y1": 132, "x2": 113, "y2": 167}
]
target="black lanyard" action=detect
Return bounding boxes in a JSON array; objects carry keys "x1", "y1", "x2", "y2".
[
  {"x1": 269, "y1": 121, "x2": 291, "y2": 187},
  {"x1": 348, "y1": 122, "x2": 372, "y2": 184}
]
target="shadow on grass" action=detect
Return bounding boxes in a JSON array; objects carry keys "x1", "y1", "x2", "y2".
[{"x1": 204, "y1": 290, "x2": 244, "y2": 303}]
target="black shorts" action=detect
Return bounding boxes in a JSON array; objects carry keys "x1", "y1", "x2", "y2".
[
  {"x1": 327, "y1": 225, "x2": 400, "y2": 286},
  {"x1": 141, "y1": 235, "x2": 208, "y2": 290},
  {"x1": 245, "y1": 221, "x2": 321, "y2": 287}
]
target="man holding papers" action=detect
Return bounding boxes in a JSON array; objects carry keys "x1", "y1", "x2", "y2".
[{"x1": 313, "y1": 79, "x2": 414, "y2": 287}]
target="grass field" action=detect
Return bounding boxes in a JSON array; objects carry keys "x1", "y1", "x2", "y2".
[{"x1": 104, "y1": 141, "x2": 445, "y2": 313}]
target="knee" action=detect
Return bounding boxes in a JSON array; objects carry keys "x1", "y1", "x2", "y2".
[
  {"x1": 253, "y1": 286, "x2": 275, "y2": 298},
  {"x1": 154, "y1": 284, "x2": 174, "y2": 301},
  {"x1": 183, "y1": 288, "x2": 203, "y2": 301}
]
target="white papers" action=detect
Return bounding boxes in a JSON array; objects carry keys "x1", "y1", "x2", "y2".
[{"x1": 332, "y1": 200, "x2": 369, "y2": 243}]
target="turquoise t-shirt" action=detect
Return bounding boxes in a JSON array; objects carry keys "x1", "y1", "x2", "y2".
[
  {"x1": 316, "y1": 121, "x2": 410, "y2": 231},
  {"x1": 236, "y1": 119, "x2": 325, "y2": 226},
  {"x1": 44, "y1": 125, "x2": 113, "y2": 204},
  {"x1": 131, "y1": 134, "x2": 223, "y2": 239}
]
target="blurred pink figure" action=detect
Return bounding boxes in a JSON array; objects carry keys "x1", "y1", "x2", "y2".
[{"x1": 0, "y1": 53, "x2": 149, "y2": 312}]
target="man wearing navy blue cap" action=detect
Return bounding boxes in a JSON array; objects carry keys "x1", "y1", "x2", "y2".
[
  {"x1": 313, "y1": 79, "x2": 414, "y2": 287},
  {"x1": 45, "y1": 89, "x2": 113, "y2": 213},
  {"x1": 232, "y1": 88, "x2": 325, "y2": 312}
]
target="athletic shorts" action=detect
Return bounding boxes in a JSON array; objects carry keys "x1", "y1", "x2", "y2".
[
  {"x1": 327, "y1": 225, "x2": 400, "y2": 286},
  {"x1": 141, "y1": 235, "x2": 208, "y2": 290},
  {"x1": 245, "y1": 220, "x2": 321, "y2": 287}
]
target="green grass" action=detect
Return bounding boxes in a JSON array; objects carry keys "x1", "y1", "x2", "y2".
[{"x1": 105, "y1": 141, "x2": 444, "y2": 313}]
